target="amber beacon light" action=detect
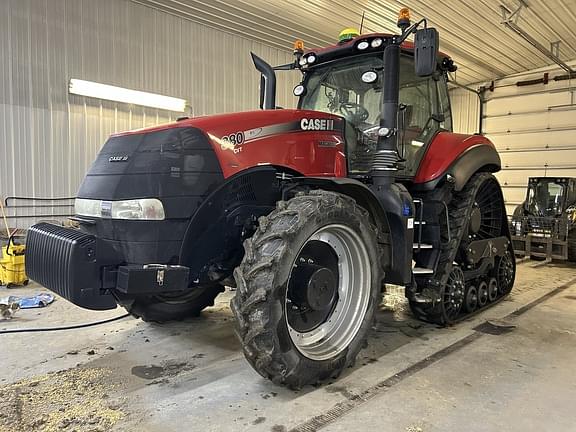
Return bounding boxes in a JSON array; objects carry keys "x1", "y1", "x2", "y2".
[{"x1": 397, "y1": 7, "x2": 411, "y2": 30}]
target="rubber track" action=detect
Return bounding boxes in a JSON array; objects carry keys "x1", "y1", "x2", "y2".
[{"x1": 412, "y1": 173, "x2": 510, "y2": 325}]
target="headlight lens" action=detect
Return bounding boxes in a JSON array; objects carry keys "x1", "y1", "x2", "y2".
[
  {"x1": 371, "y1": 38, "x2": 383, "y2": 48},
  {"x1": 75, "y1": 198, "x2": 165, "y2": 220},
  {"x1": 74, "y1": 199, "x2": 102, "y2": 219},
  {"x1": 293, "y1": 84, "x2": 306, "y2": 96},
  {"x1": 357, "y1": 41, "x2": 369, "y2": 50}
]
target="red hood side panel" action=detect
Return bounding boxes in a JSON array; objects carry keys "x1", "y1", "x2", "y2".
[
  {"x1": 113, "y1": 110, "x2": 348, "y2": 178},
  {"x1": 414, "y1": 132, "x2": 497, "y2": 184}
]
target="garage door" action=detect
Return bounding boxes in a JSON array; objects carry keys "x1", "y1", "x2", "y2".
[{"x1": 482, "y1": 65, "x2": 576, "y2": 215}]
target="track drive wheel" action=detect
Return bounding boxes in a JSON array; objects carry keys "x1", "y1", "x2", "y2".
[
  {"x1": 442, "y1": 266, "x2": 465, "y2": 323},
  {"x1": 231, "y1": 190, "x2": 382, "y2": 388},
  {"x1": 118, "y1": 284, "x2": 225, "y2": 322},
  {"x1": 497, "y1": 249, "x2": 515, "y2": 295}
]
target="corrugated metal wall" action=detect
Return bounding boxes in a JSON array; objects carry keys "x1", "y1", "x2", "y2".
[{"x1": 0, "y1": 0, "x2": 297, "y2": 228}]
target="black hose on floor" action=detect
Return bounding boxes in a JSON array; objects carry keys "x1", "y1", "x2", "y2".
[{"x1": 0, "y1": 313, "x2": 131, "y2": 334}]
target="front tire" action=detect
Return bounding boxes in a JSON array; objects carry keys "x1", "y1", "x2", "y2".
[{"x1": 231, "y1": 190, "x2": 382, "y2": 388}]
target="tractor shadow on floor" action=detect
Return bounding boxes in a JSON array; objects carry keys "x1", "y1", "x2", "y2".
[
  {"x1": 114, "y1": 288, "x2": 441, "y2": 399},
  {"x1": 355, "y1": 290, "x2": 440, "y2": 369},
  {"x1": 137, "y1": 288, "x2": 442, "y2": 379}
]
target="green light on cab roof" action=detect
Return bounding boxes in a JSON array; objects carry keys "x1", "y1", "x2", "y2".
[{"x1": 338, "y1": 28, "x2": 360, "y2": 43}]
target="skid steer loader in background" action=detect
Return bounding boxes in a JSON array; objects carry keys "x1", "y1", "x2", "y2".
[
  {"x1": 25, "y1": 8, "x2": 515, "y2": 387},
  {"x1": 511, "y1": 177, "x2": 576, "y2": 262}
]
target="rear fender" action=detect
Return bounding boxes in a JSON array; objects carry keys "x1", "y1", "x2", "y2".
[
  {"x1": 450, "y1": 144, "x2": 501, "y2": 191},
  {"x1": 414, "y1": 142, "x2": 501, "y2": 191}
]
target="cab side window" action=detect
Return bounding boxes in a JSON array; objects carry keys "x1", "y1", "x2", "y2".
[
  {"x1": 437, "y1": 73, "x2": 453, "y2": 131},
  {"x1": 397, "y1": 59, "x2": 438, "y2": 176}
]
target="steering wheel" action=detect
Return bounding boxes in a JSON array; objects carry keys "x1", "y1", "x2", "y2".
[{"x1": 339, "y1": 102, "x2": 369, "y2": 124}]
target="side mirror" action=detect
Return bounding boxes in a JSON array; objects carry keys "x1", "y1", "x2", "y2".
[{"x1": 414, "y1": 28, "x2": 439, "y2": 77}]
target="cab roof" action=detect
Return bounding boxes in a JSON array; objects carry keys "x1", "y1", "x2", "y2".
[{"x1": 300, "y1": 32, "x2": 450, "y2": 69}]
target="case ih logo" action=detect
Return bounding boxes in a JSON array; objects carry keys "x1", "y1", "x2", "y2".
[
  {"x1": 109, "y1": 155, "x2": 129, "y2": 162},
  {"x1": 300, "y1": 118, "x2": 335, "y2": 131}
]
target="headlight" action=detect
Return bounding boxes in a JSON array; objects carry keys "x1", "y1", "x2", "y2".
[
  {"x1": 357, "y1": 41, "x2": 369, "y2": 50},
  {"x1": 371, "y1": 38, "x2": 383, "y2": 48},
  {"x1": 74, "y1": 199, "x2": 102, "y2": 218},
  {"x1": 293, "y1": 84, "x2": 306, "y2": 96},
  {"x1": 306, "y1": 54, "x2": 316, "y2": 64},
  {"x1": 75, "y1": 198, "x2": 165, "y2": 220}
]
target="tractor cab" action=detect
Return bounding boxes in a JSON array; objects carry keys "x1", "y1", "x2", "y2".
[
  {"x1": 523, "y1": 177, "x2": 576, "y2": 218},
  {"x1": 295, "y1": 36, "x2": 453, "y2": 178}
]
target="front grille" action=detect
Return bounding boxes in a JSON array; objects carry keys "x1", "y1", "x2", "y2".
[{"x1": 26, "y1": 223, "x2": 116, "y2": 310}]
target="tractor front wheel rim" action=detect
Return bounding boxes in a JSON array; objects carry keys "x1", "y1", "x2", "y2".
[{"x1": 286, "y1": 224, "x2": 371, "y2": 361}]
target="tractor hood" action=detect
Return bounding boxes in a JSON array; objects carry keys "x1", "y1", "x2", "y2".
[
  {"x1": 109, "y1": 109, "x2": 347, "y2": 178},
  {"x1": 77, "y1": 109, "x2": 347, "y2": 209},
  {"x1": 124, "y1": 109, "x2": 344, "y2": 139}
]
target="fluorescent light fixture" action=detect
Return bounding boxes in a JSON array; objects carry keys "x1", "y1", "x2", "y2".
[{"x1": 69, "y1": 79, "x2": 187, "y2": 112}]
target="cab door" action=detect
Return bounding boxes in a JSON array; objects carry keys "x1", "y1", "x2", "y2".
[{"x1": 397, "y1": 66, "x2": 453, "y2": 178}]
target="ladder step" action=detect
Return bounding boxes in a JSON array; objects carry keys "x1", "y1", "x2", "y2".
[
  {"x1": 413, "y1": 243, "x2": 433, "y2": 249},
  {"x1": 413, "y1": 267, "x2": 434, "y2": 275}
]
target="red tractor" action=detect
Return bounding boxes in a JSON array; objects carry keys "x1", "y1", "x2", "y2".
[{"x1": 26, "y1": 10, "x2": 515, "y2": 387}]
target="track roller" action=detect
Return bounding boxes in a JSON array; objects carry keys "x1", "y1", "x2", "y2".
[
  {"x1": 464, "y1": 285, "x2": 478, "y2": 313},
  {"x1": 477, "y1": 280, "x2": 488, "y2": 307},
  {"x1": 488, "y1": 278, "x2": 498, "y2": 302}
]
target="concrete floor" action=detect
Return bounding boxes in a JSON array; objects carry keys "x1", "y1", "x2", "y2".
[{"x1": 1, "y1": 262, "x2": 575, "y2": 432}]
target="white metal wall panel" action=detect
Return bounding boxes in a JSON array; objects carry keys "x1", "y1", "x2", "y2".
[
  {"x1": 0, "y1": 0, "x2": 298, "y2": 229},
  {"x1": 482, "y1": 62, "x2": 576, "y2": 215}
]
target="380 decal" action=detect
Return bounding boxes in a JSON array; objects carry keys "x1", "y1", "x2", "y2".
[{"x1": 220, "y1": 131, "x2": 245, "y2": 153}]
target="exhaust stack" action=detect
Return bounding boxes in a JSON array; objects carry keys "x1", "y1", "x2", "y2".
[{"x1": 251, "y1": 52, "x2": 277, "y2": 110}]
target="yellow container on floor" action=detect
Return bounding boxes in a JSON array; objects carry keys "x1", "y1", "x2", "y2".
[{"x1": 0, "y1": 236, "x2": 28, "y2": 287}]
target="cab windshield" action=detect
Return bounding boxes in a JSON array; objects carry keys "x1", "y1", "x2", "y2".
[
  {"x1": 299, "y1": 54, "x2": 451, "y2": 175},
  {"x1": 299, "y1": 55, "x2": 384, "y2": 127},
  {"x1": 527, "y1": 180, "x2": 566, "y2": 217}
]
